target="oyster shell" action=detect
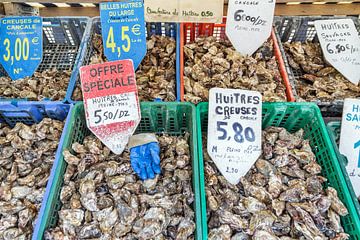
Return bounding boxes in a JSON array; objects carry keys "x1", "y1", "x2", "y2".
[
  {"x1": 284, "y1": 42, "x2": 360, "y2": 101},
  {"x1": 0, "y1": 119, "x2": 64, "y2": 239},
  {"x1": 45, "y1": 134, "x2": 195, "y2": 239},
  {"x1": 184, "y1": 36, "x2": 287, "y2": 103},
  {"x1": 203, "y1": 127, "x2": 348, "y2": 239},
  {"x1": 0, "y1": 69, "x2": 71, "y2": 100}
]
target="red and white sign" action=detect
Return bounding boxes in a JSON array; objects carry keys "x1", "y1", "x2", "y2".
[{"x1": 80, "y1": 60, "x2": 141, "y2": 154}]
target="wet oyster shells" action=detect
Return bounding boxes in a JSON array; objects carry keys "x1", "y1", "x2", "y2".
[
  {"x1": 204, "y1": 127, "x2": 348, "y2": 239},
  {"x1": 72, "y1": 34, "x2": 177, "y2": 102},
  {"x1": 183, "y1": 36, "x2": 287, "y2": 104},
  {"x1": 0, "y1": 119, "x2": 64, "y2": 239},
  {"x1": 0, "y1": 69, "x2": 71, "y2": 100},
  {"x1": 284, "y1": 42, "x2": 360, "y2": 102},
  {"x1": 45, "y1": 134, "x2": 195, "y2": 239}
]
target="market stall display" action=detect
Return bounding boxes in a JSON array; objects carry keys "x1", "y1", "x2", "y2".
[
  {"x1": 0, "y1": 17, "x2": 88, "y2": 101},
  {"x1": 197, "y1": 102, "x2": 360, "y2": 239},
  {"x1": 34, "y1": 102, "x2": 203, "y2": 239},
  {"x1": 0, "y1": 102, "x2": 70, "y2": 239},
  {"x1": 180, "y1": 20, "x2": 295, "y2": 103},
  {"x1": 274, "y1": 16, "x2": 360, "y2": 116},
  {"x1": 69, "y1": 18, "x2": 179, "y2": 102}
]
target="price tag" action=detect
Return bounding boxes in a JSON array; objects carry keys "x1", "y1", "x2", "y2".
[
  {"x1": 100, "y1": 0, "x2": 147, "y2": 69},
  {"x1": 80, "y1": 60, "x2": 141, "y2": 155},
  {"x1": 225, "y1": 0, "x2": 275, "y2": 56},
  {"x1": 207, "y1": 88, "x2": 262, "y2": 185},
  {"x1": 0, "y1": 16, "x2": 43, "y2": 80},
  {"x1": 314, "y1": 19, "x2": 360, "y2": 85},
  {"x1": 340, "y1": 98, "x2": 360, "y2": 197},
  {"x1": 144, "y1": 0, "x2": 223, "y2": 23}
]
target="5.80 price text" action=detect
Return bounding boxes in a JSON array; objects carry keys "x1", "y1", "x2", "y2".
[{"x1": 217, "y1": 121, "x2": 255, "y2": 143}]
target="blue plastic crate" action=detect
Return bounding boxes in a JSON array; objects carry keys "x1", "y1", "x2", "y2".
[
  {"x1": 0, "y1": 101, "x2": 70, "y2": 127},
  {"x1": 65, "y1": 17, "x2": 181, "y2": 103},
  {"x1": 0, "y1": 17, "x2": 89, "y2": 102}
]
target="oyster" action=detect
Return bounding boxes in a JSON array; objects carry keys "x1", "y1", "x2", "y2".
[
  {"x1": 203, "y1": 127, "x2": 348, "y2": 239},
  {"x1": 184, "y1": 36, "x2": 287, "y2": 103},
  {"x1": 284, "y1": 42, "x2": 360, "y2": 101},
  {"x1": 45, "y1": 134, "x2": 195, "y2": 239},
  {"x1": 72, "y1": 34, "x2": 177, "y2": 101},
  {"x1": 0, "y1": 69, "x2": 71, "y2": 100},
  {"x1": 0, "y1": 119, "x2": 64, "y2": 239}
]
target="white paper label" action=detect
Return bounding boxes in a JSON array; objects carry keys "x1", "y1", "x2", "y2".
[
  {"x1": 207, "y1": 88, "x2": 262, "y2": 185},
  {"x1": 315, "y1": 19, "x2": 360, "y2": 85},
  {"x1": 340, "y1": 98, "x2": 360, "y2": 197},
  {"x1": 87, "y1": 93, "x2": 139, "y2": 127},
  {"x1": 144, "y1": 0, "x2": 224, "y2": 23},
  {"x1": 80, "y1": 60, "x2": 141, "y2": 155},
  {"x1": 225, "y1": 0, "x2": 275, "y2": 56}
]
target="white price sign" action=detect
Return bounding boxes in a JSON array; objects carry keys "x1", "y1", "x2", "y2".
[
  {"x1": 144, "y1": 0, "x2": 224, "y2": 23},
  {"x1": 80, "y1": 60, "x2": 141, "y2": 155},
  {"x1": 314, "y1": 19, "x2": 360, "y2": 85},
  {"x1": 207, "y1": 88, "x2": 262, "y2": 185},
  {"x1": 225, "y1": 0, "x2": 275, "y2": 56},
  {"x1": 340, "y1": 98, "x2": 360, "y2": 197}
]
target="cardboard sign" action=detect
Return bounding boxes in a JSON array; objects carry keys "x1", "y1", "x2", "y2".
[
  {"x1": 144, "y1": 0, "x2": 223, "y2": 23},
  {"x1": 340, "y1": 98, "x2": 360, "y2": 197},
  {"x1": 207, "y1": 88, "x2": 262, "y2": 185},
  {"x1": 80, "y1": 60, "x2": 141, "y2": 155},
  {"x1": 0, "y1": 16, "x2": 43, "y2": 80},
  {"x1": 315, "y1": 19, "x2": 360, "y2": 85},
  {"x1": 100, "y1": 0, "x2": 147, "y2": 69},
  {"x1": 226, "y1": 0, "x2": 275, "y2": 56}
]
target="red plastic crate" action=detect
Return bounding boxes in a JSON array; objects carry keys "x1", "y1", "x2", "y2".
[{"x1": 179, "y1": 18, "x2": 295, "y2": 102}]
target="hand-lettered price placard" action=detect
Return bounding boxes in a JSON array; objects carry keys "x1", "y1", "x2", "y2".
[
  {"x1": 226, "y1": 0, "x2": 275, "y2": 56},
  {"x1": 100, "y1": 0, "x2": 146, "y2": 69},
  {"x1": 207, "y1": 88, "x2": 262, "y2": 185},
  {"x1": 315, "y1": 19, "x2": 360, "y2": 85},
  {"x1": 144, "y1": 0, "x2": 223, "y2": 23},
  {"x1": 0, "y1": 16, "x2": 43, "y2": 80},
  {"x1": 340, "y1": 98, "x2": 360, "y2": 197},
  {"x1": 80, "y1": 60, "x2": 141, "y2": 154}
]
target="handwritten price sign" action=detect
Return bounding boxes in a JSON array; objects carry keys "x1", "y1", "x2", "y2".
[
  {"x1": 207, "y1": 88, "x2": 262, "y2": 184},
  {"x1": 100, "y1": 0, "x2": 146, "y2": 69},
  {"x1": 226, "y1": 0, "x2": 275, "y2": 56},
  {"x1": 340, "y1": 99, "x2": 360, "y2": 197},
  {"x1": 0, "y1": 16, "x2": 43, "y2": 80},
  {"x1": 80, "y1": 60, "x2": 141, "y2": 154},
  {"x1": 315, "y1": 19, "x2": 360, "y2": 85}
]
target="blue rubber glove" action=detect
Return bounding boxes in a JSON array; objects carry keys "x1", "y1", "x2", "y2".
[{"x1": 130, "y1": 142, "x2": 161, "y2": 180}]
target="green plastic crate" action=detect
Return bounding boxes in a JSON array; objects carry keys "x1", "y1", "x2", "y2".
[
  {"x1": 35, "y1": 102, "x2": 204, "y2": 240},
  {"x1": 327, "y1": 121, "x2": 360, "y2": 225},
  {"x1": 197, "y1": 102, "x2": 360, "y2": 240}
]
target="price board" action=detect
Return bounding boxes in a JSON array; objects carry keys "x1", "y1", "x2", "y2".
[
  {"x1": 225, "y1": 0, "x2": 275, "y2": 56},
  {"x1": 314, "y1": 19, "x2": 360, "y2": 85},
  {"x1": 0, "y1": 16, "x2": 43, "y2": 80},
  {"x1": 207, "y1": 88, "x2": 262, "y2": 185},
  {"x1": 340, "y1": 98, "x2": 360, "y2": 197},
  {"x1": 80, "y1": 60, "x2": 141, "y2": 155},
  {"x1": 144, "y1": 0, "x2": 223, "y2": 23},
  {"x1": 100, "y1": 0, "x2": 147, "y2": 70}
]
